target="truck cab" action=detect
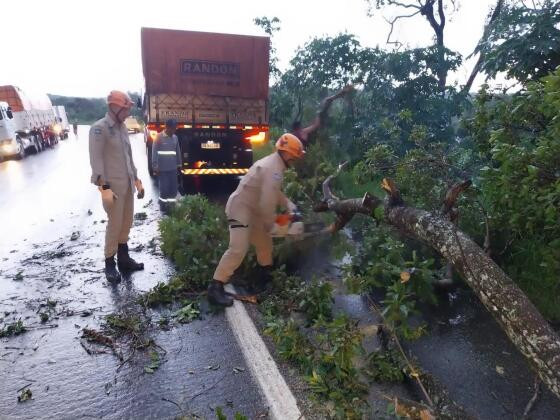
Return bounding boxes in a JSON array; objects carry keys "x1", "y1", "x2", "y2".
[{"x1": 0, "y1": 102, "x2": 23, "y2": 159}]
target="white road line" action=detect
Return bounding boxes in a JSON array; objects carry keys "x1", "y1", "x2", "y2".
[{"x1": 224, "y1": 285, "x2": 303, "y2": 420}]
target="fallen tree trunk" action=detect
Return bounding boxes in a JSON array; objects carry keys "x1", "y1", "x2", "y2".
[{"x1": 315, "y1": 171, "x2": 560, "y2": 399}]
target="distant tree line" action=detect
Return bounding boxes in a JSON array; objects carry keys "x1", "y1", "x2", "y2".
[{"x1": 49, "y1": 92, "x2": 142, "y2": 125}]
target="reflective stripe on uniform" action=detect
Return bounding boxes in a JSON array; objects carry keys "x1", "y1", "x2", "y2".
[{"x1": 157, "y1": 151, "x2": 176, "y2": 155}]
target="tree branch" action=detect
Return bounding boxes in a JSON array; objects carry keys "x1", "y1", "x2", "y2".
[
  {"x1": 440, "y1": 179, "x2": 472, "y2": 220},
  {"x1": 463, "y1": 0, "x2": 505, "y2": 93},
  {"x1": 384, "y1": 11, "x2": 422, "y2": 46},
  {"x1": 437, "y1": 0, "x2": 446, "y2": 30},
  {"x1": 390, "y1": 1, "x2": 422, "y2": 9},
  {"x1": 315, "y1": 163, "x2": 381, "y2": 231},
  {"x1": 421, "y1": 0, "x2": 443, "y2": 45}
]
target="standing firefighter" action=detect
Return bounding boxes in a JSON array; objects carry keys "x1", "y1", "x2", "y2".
[
  {"x1": 152, "y1": 119, "x2": 181, "y2": 209},
  {"x1": 89, "y1": 90, "x2": 145, "y2": 283},
  {"x1": 207, "y1": 133, "x2": 305, "y2": 306}
]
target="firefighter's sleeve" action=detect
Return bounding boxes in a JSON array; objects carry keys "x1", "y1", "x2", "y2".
[
  {"x1": 89, "y1": 125, "x2": 105, "y2": 185},
  {"x1": 130, "y1": 142, "x2": 138, "y2": 180},
  {"x1": 259, "y1": 167, "x2": 283, "y2": 231},
  {"x1": 278, "y1": 191, "x2": 297, "y2": 212},
  {"x1": 151, "y1": 135, "x2": 160, "y2": 171}
]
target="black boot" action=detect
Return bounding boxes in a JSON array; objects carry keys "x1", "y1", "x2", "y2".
[
  {"x1": 207, "y1": 280, "x2": 233, "y2": 307},
  {"x1": 105, "y1": 256, "x2": 121, "y2": 283},
  {"x1": 249, "y1": 265, "x2": 273, "y2": 294},
  {"x1": 117, "y1": 243, "x2": 144, "y2": 272}
]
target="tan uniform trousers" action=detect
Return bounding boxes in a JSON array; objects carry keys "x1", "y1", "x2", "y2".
[
  {"x1": 103, "y1": 184, "x2": 134, "y2": 258},
  {"x1": 213, "y1": 206, "x2": 273, "y2": 283}
]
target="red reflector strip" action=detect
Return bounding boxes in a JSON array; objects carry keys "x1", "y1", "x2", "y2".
[{"x1": 181, "y1": 168, "x2": 250, "y2": 175}]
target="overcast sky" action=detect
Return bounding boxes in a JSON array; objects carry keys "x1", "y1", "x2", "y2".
[{"x1": 1, "y1": 0, "x2": 498, "y2": 98}]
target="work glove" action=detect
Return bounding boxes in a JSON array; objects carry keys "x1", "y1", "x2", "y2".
[
  {"x1": 135, "y1": 179, "x2": 145, "y2": 199},
  {"x1": 99, "y1": 187, "x2": 117, "y2": 212}
]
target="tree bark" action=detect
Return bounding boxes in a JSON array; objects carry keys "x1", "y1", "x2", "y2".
[
  {"x1": 316, "y1": 175, "x2": 560, "y2": 399},
  {"x1": 421, "y1": 0, "x2": 447, "y2": 90}
]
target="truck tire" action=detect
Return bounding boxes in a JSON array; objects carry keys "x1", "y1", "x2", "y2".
[
  {"x1": 37, "y1": 133, "x2": 46, "y2": 150},
  {"x1": 33, "y1": 136, "x2": 42, "y2": 154},
  {"x1": 15, "y1": 138, "x2": 26, "y2": 160},
  {"x1": 147, "y1": 145, "x2": 154, "y2": 177}
]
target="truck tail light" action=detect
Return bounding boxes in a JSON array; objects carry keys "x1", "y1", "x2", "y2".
[
  {"x1": 147, "y1": 123, "x2": 163, "y2": 141},
  {"x1": 245, "y1": 131, "x2": 267, "y2": 144}
]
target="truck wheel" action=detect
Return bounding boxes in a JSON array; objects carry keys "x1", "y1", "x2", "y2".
[
  {"x1": 15, "y1": 138, "x2": 26, "y2": 160},
  {"x1": 147, "y1": 146, "x2": 154, "y2": 177},
  {"x1": 37, "y1": 133, "x2": 46, "y2": 150},
  {"x1": 33, "y1": 136, "x2": 42, "y2": 153}
]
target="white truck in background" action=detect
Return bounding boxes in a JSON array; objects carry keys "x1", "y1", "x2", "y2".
[
  {"x1": 0, "y1": 85, "x2": 59, "y2": 160},
  {"x1": 53, "y1": 105, "x2": 70, "y2": 139}
]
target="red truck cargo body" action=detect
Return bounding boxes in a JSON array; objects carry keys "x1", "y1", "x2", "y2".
[
  {"x1": 0, "y1": 85, "x2": 58, "y2": 158},
  {"x1": 141, "y1": 27, "x2": 269, "y2": 100}
]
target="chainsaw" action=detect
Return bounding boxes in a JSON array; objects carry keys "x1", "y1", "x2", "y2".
[{"x1": 270, "y1": 212, "x2": 330, "y2": 240}]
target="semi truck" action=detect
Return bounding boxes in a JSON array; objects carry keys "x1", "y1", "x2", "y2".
[
  {"x1": 0, "y1": 85, "x2": 58, "y2": 159},
  {"x1": 140, "y1": 27, "x2": 270, "y2": 190},
  {"x1": 53, "y1": 105, "x2": 70, "y2": 139}
]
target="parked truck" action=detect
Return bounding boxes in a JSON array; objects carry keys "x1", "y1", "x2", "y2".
[
  {"x1": 0, "y1": 85, "x2": 58, "y2": 159},
  {"x1": 140, "y1": 27, "x2": 270, "y2": 190},
  {"x1": 53, "y1": 105, "x2": 70, "y2": 139}
]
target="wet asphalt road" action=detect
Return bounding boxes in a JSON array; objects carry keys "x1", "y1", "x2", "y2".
[{"x1": 0, "y1": 127, "x2": 267, "y2": 419}]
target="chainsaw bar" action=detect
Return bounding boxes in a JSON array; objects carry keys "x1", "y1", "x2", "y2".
[{"x1": 303, "y1": 222, "x2": 327, "y2": 233}]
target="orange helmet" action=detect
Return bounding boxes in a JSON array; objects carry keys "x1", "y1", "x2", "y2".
[
  {"x1": 107, "y1": 90, "x2": 134, "y2": 109},
  {"x1": 275, "y1": 133, "x2": 305, "y2": 158}
]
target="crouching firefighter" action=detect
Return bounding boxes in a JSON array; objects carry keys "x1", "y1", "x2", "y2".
[
  {"x1": 89, "y1": 90, "x2": 145, "y2": 283},
  {"x1": 207, "y1": 134, "x2": 305, "y2": 306}
]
